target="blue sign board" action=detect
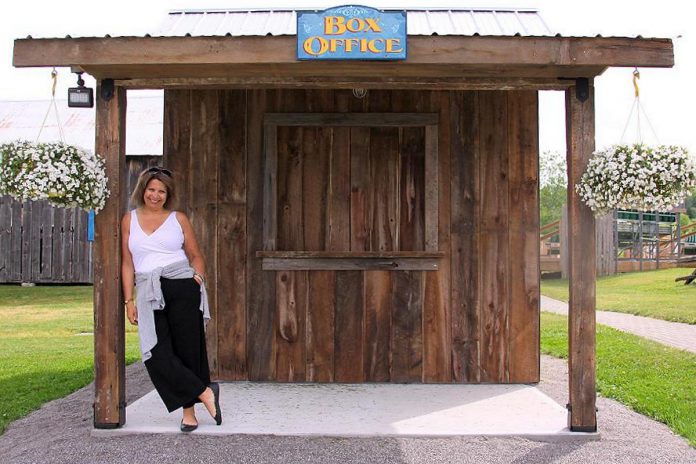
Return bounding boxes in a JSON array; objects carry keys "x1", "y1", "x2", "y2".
[
  {"x1": 88, "y1": 210, "x2": 95, "y2": 241},
  {"x1": 297, "y1": 5, "x2": 407, "y2": 61}
]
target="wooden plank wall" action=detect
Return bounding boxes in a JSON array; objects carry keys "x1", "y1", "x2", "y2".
[
  {"x1": 163, "y1": 88, "x2": 540, "y2": 384},
  {"x1": 0, "y1": 156, "x2": 159, "y2": 284}
]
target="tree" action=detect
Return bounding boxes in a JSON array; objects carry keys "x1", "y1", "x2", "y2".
[
  {"x1": 684, "y1": 190, "x2": 696, "y2": 219},
  {"x1": 539, "y1": 150, "x2": 567, "y2": 228}
]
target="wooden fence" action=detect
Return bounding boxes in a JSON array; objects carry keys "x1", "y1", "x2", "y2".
[
  {"x1": 560, "y1": 208, "x2": 616, "y2": 278},
  {"x1": 0, "y1": 155, "x2": 160, "y2": 284},
  {"x1": 0, "y1": 196, "x2": 92, "y2": 283}
]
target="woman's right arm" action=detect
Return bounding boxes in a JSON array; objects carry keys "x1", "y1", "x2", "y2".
[{"x1": 121, "y1": 213, "x2": 138, "y2": 325}]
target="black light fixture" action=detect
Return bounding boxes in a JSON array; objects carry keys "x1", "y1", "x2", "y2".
[{"x1": 68, "y1": 71, "x2": 94, "y2": 108}]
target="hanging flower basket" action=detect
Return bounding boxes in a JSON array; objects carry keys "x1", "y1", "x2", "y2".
[
  {"x1": 0, "y1": 140, "x2": 110, "y2": 212},
  {"x1": 576, "y1": 143, "x2": 696, "y2": 216}
]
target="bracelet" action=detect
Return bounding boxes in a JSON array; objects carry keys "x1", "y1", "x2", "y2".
[{"x1": 124, "y1": 298, "x2": 133, "y2": 305}]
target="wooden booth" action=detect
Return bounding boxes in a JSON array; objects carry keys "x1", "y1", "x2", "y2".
[{"x1": 12, "y1": 7, "x2": 674, "y2": 433}]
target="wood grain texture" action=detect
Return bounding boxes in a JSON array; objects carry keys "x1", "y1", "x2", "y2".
[
  {"x1": 189, "y1": 90, "x2": 220, "y2": 377},
  {"x1": 423, "y1": 91, "x2": 451, "y2": 383},
  {"x1": 450, "y1": 91, "x2": 480, "y2": 383},
  {"x1": 118, "y1": 75, "x2": 577, "y2": 91},
  {"x1": 364, "y1": 270, "x2": 392, "y2": 382},
  {"x1": 399, "y1": 126, "x2": 426, "y2": 252},
  {"x1": 391, "y1": 271, "x2": 425, "y2": 382},
  {"x1": 334, "y1": 271, "x2": 364, "y2": 382},
  {"x1": 328, "y1": 126, "x2": 351, "y2": 252},
  {"x1": 217, "y1": 89, "x2": 248, "y2": 380},
  {"x1": 566, "y1": 84, "x2": 597, "y2": 432},
  {"x1": 424, "y1": 124, "x2": 439, "y2": 252},
  {"x1": 162, "y1": 90, "x2": 191, "y2": 203},
  {"x1": 20, "y1": 200, "x2": 31, "y2": 282},
  {"x1": 247, "y1": 89, "x2": 277, "y2": 381},
  {"x1": 507, "y1": 91, "x2": 540, "y2": 383},
  {"x1": 51, "y1": 207, "x2": 66, "y2": 282},
  {"x1": 93, "y1": 84, "x2": 126, "y2": 428},
  {"x1": 265, "y1": 113, "x2": 439, "y2": 127},
  {"x1": 257, "y1": 251, "x2": 445, "y2": 258},
  {"x1": 0, "y1": 197, "x2": 10, "y2": 280},
  {"x1": 478, "y1": 90, "x2": 509, "y2": 383},
  {"x1": 275, "y1": 270, "x2": 307, "y2": 381},
  {"x1": 350, "y1": 127, "x2": 372, "y2": 252},
  {"x1": 306, "y1": 270, "x2": 335, "y2": 382},
  {"x1": 15, "y1": 35, "x2": 674, "y2": 69},
  {"x1": 370, "y1": 127, "x2": 399, "y2": 252}
]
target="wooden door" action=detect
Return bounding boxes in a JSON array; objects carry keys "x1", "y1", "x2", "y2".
[{"x1": 259, "y1": 113, "x2": 440, "y2": 382}]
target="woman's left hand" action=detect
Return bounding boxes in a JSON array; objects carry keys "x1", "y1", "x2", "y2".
[{"x1": 193, "y1": 273, "x2": 204, "y2": 286}]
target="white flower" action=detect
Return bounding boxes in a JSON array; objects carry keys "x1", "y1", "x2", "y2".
[
  {"x1": 576, "y1": 144, "x2": 696, "y2": 216},
  {"x1": 0, "y1": 140, "x2": 110, "y2": 212}
]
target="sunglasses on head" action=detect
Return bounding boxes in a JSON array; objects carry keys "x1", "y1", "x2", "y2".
[{"x1": 146, "y1": 166, "x2": 172, "y2": 177}]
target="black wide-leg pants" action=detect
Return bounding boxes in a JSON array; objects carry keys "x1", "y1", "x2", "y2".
[{"x1": 144, "y1": 277, "x2": 211, "y2": 412}]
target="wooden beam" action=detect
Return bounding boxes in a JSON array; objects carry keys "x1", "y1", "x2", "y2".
[
  {"x1": 261, "y1": 258, "x2": 439, "y2": 271},
  {"x1": 565, "y1": 82, "x2": 597, "y2": 432},
  {"x1": 92, "y1": 63, "x2": 606, "y2": 81},
  {"x1": 265, "y1": 113, "x2": 438, "y2": 127},
  {"x1": 115, "y1": 76, "x2": 576, "y2": 91},
  {"x1": 13, "y1": 35, "x2": 674, "y2": 69},
  {"x1": 93, "y1": 83, "x2": 126, "y2": 428}
]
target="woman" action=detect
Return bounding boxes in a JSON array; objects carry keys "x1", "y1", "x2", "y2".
[{"x1": 121, "y1": 166, "x2": 222, "y2": 432}]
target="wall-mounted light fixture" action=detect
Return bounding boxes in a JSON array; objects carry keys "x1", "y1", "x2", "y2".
[{"x1": 68, "y1": 72, "x2": 94, "y2": 108}]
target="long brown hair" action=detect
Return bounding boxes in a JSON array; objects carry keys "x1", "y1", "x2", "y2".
[{"x1": 129, "y1": 166, "x2": 177, "y2": 209}]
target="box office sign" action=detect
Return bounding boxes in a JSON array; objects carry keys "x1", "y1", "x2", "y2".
[{"x1": 297, "y1": 5, "x2": 407, "y2": 60}]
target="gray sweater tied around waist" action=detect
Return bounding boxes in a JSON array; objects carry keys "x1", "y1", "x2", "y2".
[{"x1": 134, "y1": 259, "x2": 210, "y2": 361}]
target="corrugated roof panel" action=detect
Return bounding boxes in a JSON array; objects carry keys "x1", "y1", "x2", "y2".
[
  {"x1": 218, "y1": 12, "x2": 248, "y2": 37},
  {"x1": 264, "y1": 10, "x2": 298, "y2": 36},
  {"x1": 471, "y1": 11, "x2": 501, "y2": 35},
  {"x1": 403, "y1": 11, "x2": 429, "y2": 35},
  {"x1": 450, "y1": 11, "x2": 478, "y2": 36},
  {"x1": 153, "y1": 9, "x2": 554, "y2": 38},
  {"x1": 494, "y1": 11, "x2": 523, "y2": 35},
  {"x1": 517, "y1": 11, "x2": 553, "y2": 36}
]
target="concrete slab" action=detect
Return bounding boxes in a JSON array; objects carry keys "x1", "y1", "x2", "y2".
[{"x1": 92, "y1": 383, "x2": 596, "y2": 440}]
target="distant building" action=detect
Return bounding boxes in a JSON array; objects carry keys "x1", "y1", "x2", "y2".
[{"x1": 0, "y1": 94, "x2": 163, "y2": 156}]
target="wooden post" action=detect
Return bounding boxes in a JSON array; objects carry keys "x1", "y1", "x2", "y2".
[
  {"x1": 93, "y1": 82, "x2": 127, "y2": 428},
  {"x1": 565, "y1": 81, "x2": 597, "y2": 432}
]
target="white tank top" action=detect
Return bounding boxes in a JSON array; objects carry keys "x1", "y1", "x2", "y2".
[{"x1": 128, "y1": 209, "x2": 189, "y2": 273}]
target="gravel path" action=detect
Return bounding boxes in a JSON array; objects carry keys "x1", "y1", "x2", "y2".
[{"x1": 1, "y1": 357, "x2": 694, "y2": 464}]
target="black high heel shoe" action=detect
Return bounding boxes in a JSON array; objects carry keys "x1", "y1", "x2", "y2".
[{"x1": 209, "y1": 382, "x2": 222, "y2": 426}]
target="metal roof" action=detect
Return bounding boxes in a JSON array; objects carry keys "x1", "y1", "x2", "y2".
[
  {"x1": 0, "y1": 96, "x2": 163, "y2": 156},
  {"x1": 155, "y1": 8, "x2": 553, "y2": 37}
]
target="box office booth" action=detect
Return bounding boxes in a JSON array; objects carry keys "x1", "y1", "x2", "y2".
[{"x1": 12, "y1": 7, "x2": 674, "y2": 432}]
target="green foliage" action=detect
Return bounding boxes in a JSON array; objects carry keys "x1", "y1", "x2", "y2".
[
  {"x1": 685, "y1": 190, "x2": 696, "y2": 219},
  {"x1": 540, "y1": 312, "x2": 696, "y2": 447},
  {"x1": 539, "y1": 150, "x2": 567, "y2": 228},
  {"x1": 0, "y1": 285, "x2": 140, "y2": 435},
  {"x1": 541, "y1": 268, "x2": 696, "y2": 324},
  {"x1": 540, "y1": 183, "x2": 567, "y2": 230}
]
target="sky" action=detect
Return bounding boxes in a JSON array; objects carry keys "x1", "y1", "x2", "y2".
[{"x1": 1, "y1": 0, "x2": 694, "y2": 156}]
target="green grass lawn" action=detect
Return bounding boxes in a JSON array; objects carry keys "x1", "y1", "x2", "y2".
[
  {"x1": 541, "y1": 312, "x2": 696, "y2": 447},
  {"x1": 541, "y1": 268, "x2": 696, "y2": 324},
  {"x1": 0, "y1": 285, "x2": 140, "y2": 435}
]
